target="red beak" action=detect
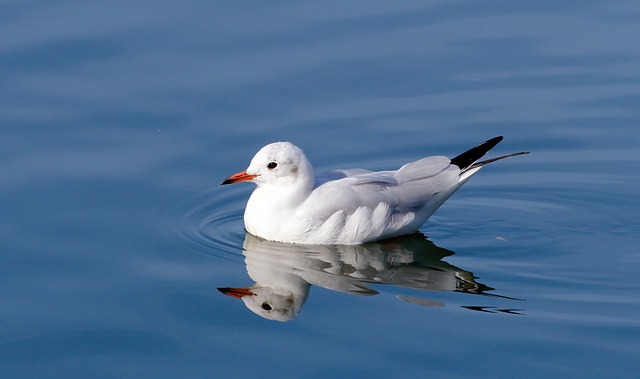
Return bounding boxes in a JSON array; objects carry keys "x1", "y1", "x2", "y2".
[
  {"x1": 218, "y1": 287, "x2": 255, "y2": 298},
  {"x1": 221, "y1": 170, "x2": 257, "y2": 185}
]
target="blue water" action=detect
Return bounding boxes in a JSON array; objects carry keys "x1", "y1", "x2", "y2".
[{"x1": 2, "y1": 1, "x2": 640, "y2": 377}]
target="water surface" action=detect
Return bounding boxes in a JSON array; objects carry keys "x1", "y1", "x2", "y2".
[{"x1": 1, "y1": 1, "x2": 639, "y2": 378}]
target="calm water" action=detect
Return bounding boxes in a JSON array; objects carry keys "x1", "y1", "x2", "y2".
[{"x1": 2, "y1": 1, "x2": 640, "y2": 377}]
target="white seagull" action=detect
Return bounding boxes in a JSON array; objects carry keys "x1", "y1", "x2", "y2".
[{"x1": 222, "y1": 136, "x2": 527, "y2": 245}]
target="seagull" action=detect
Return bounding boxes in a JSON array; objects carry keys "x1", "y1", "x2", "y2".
[{"x1": 221, "y1": 136, "x2": 528, "y2": 245}]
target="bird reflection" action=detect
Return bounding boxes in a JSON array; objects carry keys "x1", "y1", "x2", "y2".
[{"x1": 219, "y1": 233, "x2": 521, "y2": 321}]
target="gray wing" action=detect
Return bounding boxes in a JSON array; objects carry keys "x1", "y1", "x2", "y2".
[
  {"x1": 390, "y1": 156, "x2": 461, "y2": 212},
  {"x1": 306, "y1": 157, "x2": 460, "y2": 218},
  {"x1": 315, "y1": 168, "x2": 396, "y2": 187}
]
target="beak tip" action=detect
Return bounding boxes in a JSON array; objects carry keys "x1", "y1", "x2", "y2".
[
  {"x1": 218, "y1": 287, "x2": 255, "y2": 298},
  {"x1": 220, "y1": 170, "x2": 256, "y2": 185}
]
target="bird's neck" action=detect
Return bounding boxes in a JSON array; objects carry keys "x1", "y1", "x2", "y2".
[
  {"x1": 254, "y1": 178, "x2": 312, "y2": 208},
  {"x1": 245, "y1": 175, "x2": 314, "y2": 240}
]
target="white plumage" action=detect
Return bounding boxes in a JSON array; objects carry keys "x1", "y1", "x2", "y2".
[{"x1": 221, "y1": 137, "x2": 527, "y2": 245}]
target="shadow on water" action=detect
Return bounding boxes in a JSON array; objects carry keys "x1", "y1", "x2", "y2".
[{"x1": 219, "y1": 233, "x2": 524, "y2": 322}]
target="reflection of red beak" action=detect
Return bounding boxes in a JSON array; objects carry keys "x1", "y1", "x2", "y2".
[
  {"x1": 221, "y1": 170, "x2": 257, "y2": 185},
  {"x1": 218, "y1": 287, "x2": 255, "y2": 298}
]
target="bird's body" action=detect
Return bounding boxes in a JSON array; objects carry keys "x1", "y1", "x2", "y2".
[{"x1": 222, "y1": 136, "x2": 527, "y2": 245}]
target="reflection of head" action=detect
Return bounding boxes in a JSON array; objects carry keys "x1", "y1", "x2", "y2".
[
  {"x1": 219, "y1": 283, "x2": 309, "y2": 322},
  {"x1": 248, "y1": 286, "x2": 307, "y2": 322},
  {"x1": 219, "y1": 233, "x2": 497, "y2": 322}
]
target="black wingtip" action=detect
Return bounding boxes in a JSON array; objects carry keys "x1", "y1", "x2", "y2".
[{"x1": 450, "y1": 136, "x2": 503, "y2": 170}]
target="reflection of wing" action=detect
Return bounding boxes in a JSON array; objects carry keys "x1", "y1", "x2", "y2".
[{"x1": 241, "y1": 233, "x2": 489, "y2": 296}]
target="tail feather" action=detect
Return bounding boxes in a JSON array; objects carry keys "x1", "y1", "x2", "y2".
[
  {"x1": 470, "y1": 151, "x2": 530, "y2": 169},
  {"x1": 450, "y1": 136, "x2": 503, "y2": 170},
  {"x1": 451, "y1": 136, "x2": 529, "y2": 171}
]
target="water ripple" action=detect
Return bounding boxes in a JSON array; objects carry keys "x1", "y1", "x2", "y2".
[{"x1": 159, "y1": 184, "x2": 249, "y2": 261}]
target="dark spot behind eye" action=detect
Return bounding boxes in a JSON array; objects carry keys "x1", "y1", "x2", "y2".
[
  {"x1": 261, "y1": 302, "x2": 273, "y2": 311},
  {"x1": 267, "y1": 162, "x2": 277, "y2": 170}
]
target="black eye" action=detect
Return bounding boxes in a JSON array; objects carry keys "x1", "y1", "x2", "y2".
[
  {"x1": 267, "y1": 162, "x2": 277, "y2": 170},
  {"x1": 261, "y1": 302, "x2": 273, "y2": 311}
]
